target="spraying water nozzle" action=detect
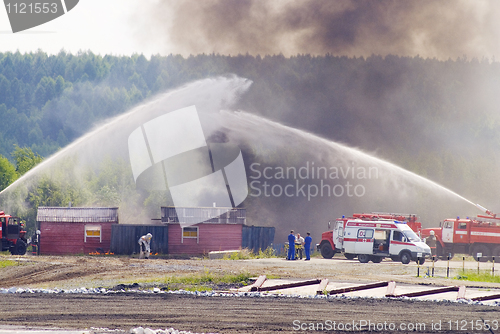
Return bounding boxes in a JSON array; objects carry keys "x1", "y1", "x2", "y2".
[{"x1": 475, "y1": 203, "x2": 496, "y2": 217}]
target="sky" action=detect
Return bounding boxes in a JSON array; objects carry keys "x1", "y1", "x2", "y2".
[
  {"x1": 0, "y1": 0, "x2": 162, "y2": 56},
  {"x1": 1, "y1": 0, "x2": 500, "y2": 60}
]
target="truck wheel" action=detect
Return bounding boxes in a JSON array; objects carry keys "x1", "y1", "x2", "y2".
[
  {"x1": 344, "y1": 253, "x2": 356, "y2": 260},
  {"x1": 15, "y1": 239, "x2": 27, "y2": 255},
  {"x1": 320, "y1": 243, "x2": 334, "y2": 259},
  {"x1": 492, "y1": 246, "x2": 500, "y2": 262},
  {"x1": 472, "y1": 244, "x2": 490, "y2": 262},
  {"x1": 370, "y1": 256, "x2": 383, "y2": 263},
  {"x1": 437, "y1": 244, "x2": 453, "y2": 260},
  {"x1": 400, "y1": 251, "x2": 411, "y2": 265},
  {"x1": 358, "y1": 254, "x2": 370, "y2": 263},
  {"x1": 436, "y1": 244, "x2": 444, "y2": 260}
]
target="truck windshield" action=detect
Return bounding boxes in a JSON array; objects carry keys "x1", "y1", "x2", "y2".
[{"x1": 403, "y1": 230, "x2": 421, "y2": 242}]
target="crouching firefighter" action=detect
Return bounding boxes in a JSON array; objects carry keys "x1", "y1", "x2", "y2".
[{"x1": 138, "y1": 233, "x2": 152, "y2": 259}]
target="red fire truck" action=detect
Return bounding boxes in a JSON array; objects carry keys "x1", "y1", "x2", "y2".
[
  {"x1": 0, "y1": 210, "x2": 27, "y2": 255},
  {"x1": 318, "y1": 212, "x2": 422, "y2": 259},
  {"x1": 421, "y1": 204, "x2": 500, "y2": 262}
]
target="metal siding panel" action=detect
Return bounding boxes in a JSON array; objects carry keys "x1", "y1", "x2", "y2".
[
  {"x1": 168, "y1": 223, "x2": 242, "y2": 255},
  {"x1": 240, "y1": 226, "x2": 275, "y2": 253},
  {"x1": 161, "y1": 207, "x2": 246, "y2": 225},
  {"x1": 109, "y1": 225, "x2": 168, "y2": 255},
  {"x1": 241, "y1": 225, "x2": 249, "y2": 249},
  {"x1": 167, "y1": 224, "x2": 184, "y2": 254},
  {"x1": 37, "y1": 207, "x2": 119, "y2": 223},
  {"x1": 39, "y1": 222, "x2": 84, "y2": 255},
  {"x1": 39, "y1": 221, "x2": 114, "y2": 255}
]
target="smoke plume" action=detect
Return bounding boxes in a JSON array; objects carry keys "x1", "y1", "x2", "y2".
[{"x1": 140, "y1": 0, "x2": 500, "y2": 59}]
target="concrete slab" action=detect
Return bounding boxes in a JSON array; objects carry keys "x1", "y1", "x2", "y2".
[
  {"x1": 0, "y1": 326, "x2": 90, "y2": 334},
  {"x1": 342, "y1": 286, "x2": 389, "y2": 298},
  {"x1": 250, "y1": 278, "x2": 500, "y2": 303}
]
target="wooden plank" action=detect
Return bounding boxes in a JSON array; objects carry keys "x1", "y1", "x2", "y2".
[
  {"x1": 257, "y1": 279, "x2": 322, "y2": 292},
  {"x1": 328, "y1": 281, "x2": 389, "y2": 295},
  {"x1": 390, "y1": 286, "x2": 459, "y2": 298},
  {"x1": 249, "y1": 275, "x2": 267, "y2": 291},
  {"x1": 471, "y1": 293, "x2": 500, "y2": 302}
]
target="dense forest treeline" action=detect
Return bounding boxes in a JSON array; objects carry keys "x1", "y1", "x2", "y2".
[{"x1": 1, "y1": 51, "x2": 500, "y2": 235}]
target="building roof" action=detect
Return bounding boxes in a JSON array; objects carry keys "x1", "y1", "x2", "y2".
[
  {"x1": 36, "y1": 207, "x2": 119, "y2": 223},
  {"x1": 161, "y1": 206, "x2": 246, "y2": 225}
]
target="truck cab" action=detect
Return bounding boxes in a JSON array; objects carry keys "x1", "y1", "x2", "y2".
[
  {"x1": 422, "y1": 215, "x2": 500, "y2": 261},
  {"x1": 317, "y1": 217, "x2": 349, "y2": 259},
  {"x1": 0, "y1": 211, "x2": 27, "y2": 255}
]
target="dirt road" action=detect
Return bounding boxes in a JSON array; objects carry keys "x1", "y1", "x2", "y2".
[
  {"x1": 0, "y1": 293, "x2": 498, "y2": 333},
  {"x1": 1, "y1": 255, "x2": 498, "y2": 290},
  {"x1": 0, "y1": 255, "x2": 499, "y2": 333}
]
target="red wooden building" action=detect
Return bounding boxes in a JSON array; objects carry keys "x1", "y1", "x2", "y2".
[
  {"x1": 162, "y1": 206, "x2": 246, "y2": 255},
  {"x1": 36, "y1": 207, "x2": 118, "y2": 255}
]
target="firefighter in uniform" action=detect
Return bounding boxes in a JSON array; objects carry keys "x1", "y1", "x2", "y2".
[
  {"x1": 426, "y1": 230, "x2": 437, "y2": 259},
  {"x1": 287, "y1": 230, "x2": 296, "y2": 260},
  {"x1": 304, "y1": 232, "x2": 312, "y2": 261},
  {"x1": 138, "y1": 233, "x2": 152, "y2": 259}
]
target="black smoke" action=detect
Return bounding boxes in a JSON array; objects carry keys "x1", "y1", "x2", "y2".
[{"x1": 141, "y1": 0, "x2": 500, "y2": 59}]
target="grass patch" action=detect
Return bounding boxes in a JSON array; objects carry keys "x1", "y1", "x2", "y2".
[
  {"x1": 223, "y1": 247, "x2": 279, "y2": 260},
  {"x1": 120, "y1": 269, "x2": 255, "y2": 292},
  {"x1": 149, "y1": 269, "x2": 254, "y2": 292},
  {"x1": 160, "y1": 270, "x2": 253, "y2": 285},
  {"x1": 0, "y1": 259, "x2": 19, "y2": 268},
  {"x1": 455, "y1": 270, "x2": 500, "y2": 283}
]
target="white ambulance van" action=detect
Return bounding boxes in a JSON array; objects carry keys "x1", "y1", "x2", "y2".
[{"x1": 342, "y1": 219, "x2": 431, "y2": 264}]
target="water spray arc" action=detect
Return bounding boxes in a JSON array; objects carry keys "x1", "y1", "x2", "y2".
[
  {"x1": 218, "y1": 110, "x2": 480, "y2": 213},
  {"x1": 0, "y1": 76, "x2": 486, "y2": 229}
]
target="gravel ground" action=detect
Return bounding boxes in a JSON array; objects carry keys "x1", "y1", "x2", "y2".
[
  {"x1": 0, "y1": 293, "x2": 499, "y2": 333},
  {"x1": 0, "y1": 254, "x2": 499, "y2": 333}
]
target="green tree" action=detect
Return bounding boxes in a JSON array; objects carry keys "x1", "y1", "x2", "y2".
[
  {"x1": 0, "y1": 155, "x2": 17, "y2": 191},
  {"x1": 55, "y1": 75, "x2": 65, "y2": 95},
  {"x1": 0, "y1": 74, "x2": 12, "y2": 108},
  {"x1": 86, "y1": 157, "x2": 136, "y2": 205},
  {"x1": 12, "y1": 145, "x2": 43, "y2": 176}
]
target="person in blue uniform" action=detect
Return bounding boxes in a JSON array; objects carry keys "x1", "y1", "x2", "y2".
[
  {"x1": 287, "y1": 230, "x2": 296, "y2": 260},
  {"x1": 304, "y1": 232, "x2": 312, "y2": 261}
]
